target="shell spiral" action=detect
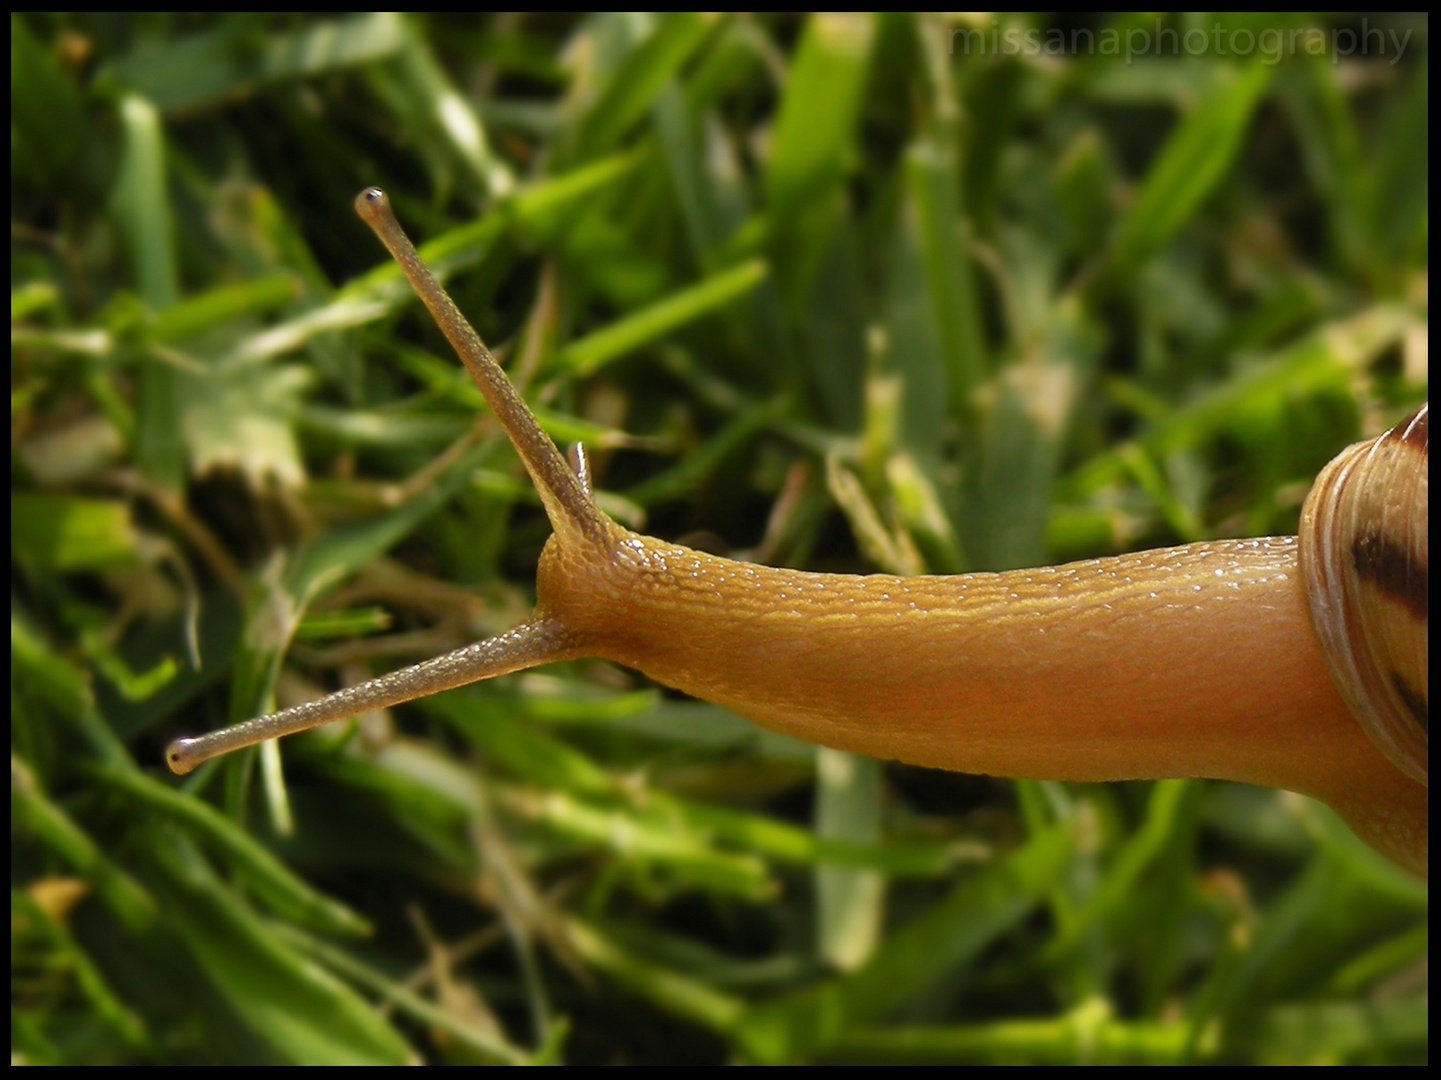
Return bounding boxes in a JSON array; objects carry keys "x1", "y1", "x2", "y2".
[{"x1": 1300, "y1": 404, "x2": 1428, "y2": 786}]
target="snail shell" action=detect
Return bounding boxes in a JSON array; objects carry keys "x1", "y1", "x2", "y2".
[{"x1": 1301, "y1": 403, "x2": 1428, "y2": 786}]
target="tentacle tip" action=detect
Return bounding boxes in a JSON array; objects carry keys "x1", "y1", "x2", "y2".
[
  {"x1": 354, "y1": 186, "x2": 389, "y2": 222},
  {"x1": 165, "y1": 738, "x2": 202, "y2": 776}
]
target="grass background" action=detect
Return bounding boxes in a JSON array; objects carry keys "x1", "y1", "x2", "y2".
[{"x1": 11, "y1": 12, "x2": 1428, "y2": 1064}]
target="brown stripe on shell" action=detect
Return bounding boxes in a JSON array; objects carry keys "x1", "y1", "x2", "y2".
[
  {"x1": 1391, "y1": 672, "x2": 1429, "y2": 735},
  {"x1": 1351, "y1": 528, "x2": 1429, "y2": 621},
  {"x1": 1394, "y1": 402, "x2": 1428, "y2": 452}
]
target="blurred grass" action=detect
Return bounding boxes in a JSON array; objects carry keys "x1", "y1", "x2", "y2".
[{"x1": 11, "y1": 12, "x2": 1427, "y2": 1065}]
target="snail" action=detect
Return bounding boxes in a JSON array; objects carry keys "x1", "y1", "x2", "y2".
[{"x1": 167, "y1": 188, "x2": 1429, "y2": 879}]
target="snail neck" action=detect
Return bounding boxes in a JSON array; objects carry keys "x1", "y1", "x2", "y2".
[{"x1": 552, "y1": 532, "x2": 1427, "y2": 875}]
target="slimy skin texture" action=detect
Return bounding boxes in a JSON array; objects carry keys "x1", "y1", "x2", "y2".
[
  {"x1": 167, "y1": 189, "x2": 1427, "y2": 879},
  {"x1": 539, "y1": 526, "x2": 1426, "y2": 877}
]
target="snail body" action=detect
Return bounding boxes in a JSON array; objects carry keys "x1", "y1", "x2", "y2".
[{"x1": 167, "y1": 189, "x2": 1428, "y2": 878}]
